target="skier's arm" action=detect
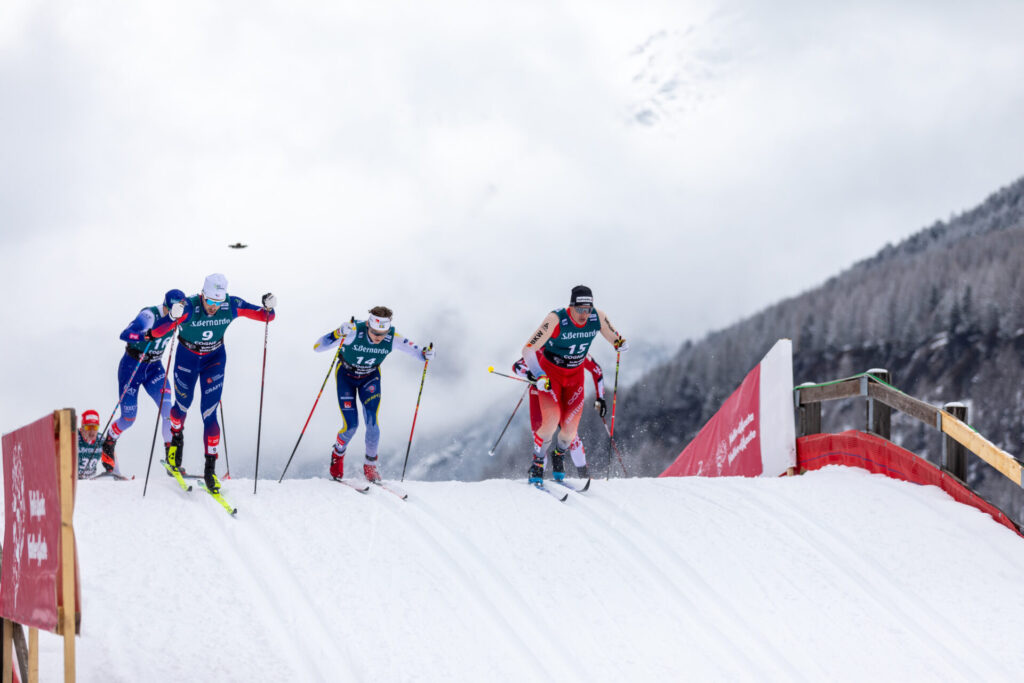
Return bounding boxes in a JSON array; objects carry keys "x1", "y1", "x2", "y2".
[
  {"x1": 584, "y1": 355, "x2": 605, "y2": 399},
  {"x1": 522, "y1": 312, "x2": 559, "y2": 377},
  {"x1": 394, "y1": 332, "x2": 434, "y2": 360},
  {"x1": 118, "y1": 309, "x2": 157, "y2": 343},
  {"x1": 148, "y1": 301, "x2": 188, "y2": 339},
  {"x1": 313, "y1": 321, "x2": 356, "y2": 352},
  {"x1": 512, "y1": 358, "x2": 531, "y2": 379},
  {"x1": 596, "y1": 308, "x2": 627, "y2": 350},
  {"x1": 231, "y1": 296, "x2": 276, "y2": 323}
]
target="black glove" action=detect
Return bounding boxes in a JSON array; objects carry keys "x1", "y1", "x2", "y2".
[
  {"x1": 526, "y1": 370, "x2": 539, "y2": 383},
  {"x1": 595, "y1": 398, "x2": 607, "y2": 418}
]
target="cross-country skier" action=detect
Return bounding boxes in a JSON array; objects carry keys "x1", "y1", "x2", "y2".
[
  {"x1": 521, "y1": 285, "x2": 627, "y2": 483},
  {"x1": 513, "y1": 354, "x2": 605, "y2": 478},
  {"x1": 78, "y1": 409, "x2": 103, "y2": 479},
  {"x1": 313, "y1": 306, "x2": 435, "y2": 482},
  {"x1": 164, "y1": 273, "x2": 276, "y2": 493},
  {"x1": 100, "y1": 289, "x2": 187, "y2": 473}
]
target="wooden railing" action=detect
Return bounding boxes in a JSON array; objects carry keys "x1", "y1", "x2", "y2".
[{"x1": 793, "y1": 370, "x2": 1024, "y2": 488}]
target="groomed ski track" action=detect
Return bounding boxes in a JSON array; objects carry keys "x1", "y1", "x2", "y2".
[{"x1": 34, "y1": 467, "x2": 1024, "y2": 681}]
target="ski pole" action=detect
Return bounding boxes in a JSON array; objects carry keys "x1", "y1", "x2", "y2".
[
  {"x1": 254, "y1": 317, "x2": 270, "y2": 494},
  {"x1": 488, "y1": 386, "x2": 528, "y2": 456},
  {"x1": 487, "y1": 366, "x2": 534, "y2": 384},
  {"x1": 600, "y1": 415, "x2": 628, "y2": 477},
  {"x1": 278, "y1": 347, "x2": 341, "y2": 482},
  {"x1": 610, "y1": 351, "x2": 621, "y2": 437},
  {"x1": 607, "y1": 350, "x2": 621, "y2": 480},
  {"x1": 401, "y1": 343, "x2": 432, "y2": 482},
  {"x1": 143, "y1": 337, "x2": 175, "y2": 497},
  {"x1": 219, "y1": 400, "x2": 231, "y2": 478},
  {"x1": 99, "y1": 341, "x2": 153, "y2": 444}
]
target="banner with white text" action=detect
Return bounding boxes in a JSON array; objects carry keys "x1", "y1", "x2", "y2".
[
  {"x1": 660, "y1": 339, "x2": 796, "y2": 478},
  {"x1": 1, "y1": 414, "x2": 62, "y2": 631}
]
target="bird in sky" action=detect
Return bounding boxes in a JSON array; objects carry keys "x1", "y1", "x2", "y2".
[{"x1": 228, "y1": 242, "x2": 248, "y2": 249}]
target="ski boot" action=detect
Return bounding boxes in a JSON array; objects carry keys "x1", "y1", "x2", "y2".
[
  {"x1": 204, "y1": 455, "x2": 221, "y2": 493},
  {"x1": 363, "y1": 461, "x2": 381, "y2": 483},
  {"x1": 101, "y1": 435, "x2": 117, "y2": 473},
  {"x1": 330, "y1": 452, "x2": 345, "y2": 480},
  {"x1": 528, "y1": 457, "x2": 544, "y2": 485},
  {"x1": 576, "y1": 464, "x2": 589, "y2": 479},
  {"x1": 551, "y1": 447, "x2": 567, "y2": 482},
  {"x1": 166, "y1": 429, "x2": 184, "y2": 471}
]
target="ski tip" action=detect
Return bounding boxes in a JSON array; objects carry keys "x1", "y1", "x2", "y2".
[
  {"x1": 186, "y1": 485, "x2": 193, "y2": 492},
  {"x1": 580, "y1": 478, "x2": 592, "y2": 492},
  {"x1": 557, "y1": 492, "x2": 569, "y2": 502}
]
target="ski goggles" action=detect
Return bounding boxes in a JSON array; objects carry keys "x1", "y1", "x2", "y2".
[
  {"x1": 203, "y1": 296, "x2": 226, "y2": 307},
  {"x1": 367, "y1": 314, "x2": 392, "y2": 333},
  {"x1": 570, "y1": 304, "x2": 593, "y2": 315}
]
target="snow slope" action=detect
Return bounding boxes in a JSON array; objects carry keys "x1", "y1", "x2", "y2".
[{"x1": 23, "y1": 467, "x2": 1024, "y2": 682}]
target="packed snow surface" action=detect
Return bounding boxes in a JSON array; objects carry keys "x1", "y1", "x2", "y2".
[{"x1": 23, "y1": 467, "x2": 1024, "y2": 681}]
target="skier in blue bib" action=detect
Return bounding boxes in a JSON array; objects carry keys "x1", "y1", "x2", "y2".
[
  {"x1": 313, "y1": 306, "x2": 435, "y2": 482},
  {"x1": 101, "y1": 289, "x2": 187, "y2": 473}
]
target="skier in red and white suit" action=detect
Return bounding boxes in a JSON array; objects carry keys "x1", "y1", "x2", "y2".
[
  {"x1": 521, "y1": 285, "x2": 627, "y2": 483},
  {"x1": 513, "y1": 355, "x2": 605, "y2": 478}
]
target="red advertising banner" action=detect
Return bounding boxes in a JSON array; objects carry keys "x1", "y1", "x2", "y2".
[
  {"x1": 1, "y1": 414, "x2": 62, "y2": 631},
  {"x1": 661, "y1": 364, "x2": 764, "y2": 477}
]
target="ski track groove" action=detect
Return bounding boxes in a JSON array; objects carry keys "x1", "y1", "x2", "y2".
[
  {"x1": 198, "y1": 492, "x2": 359, "y2": 682},
  {"x1": 567, "y1": 488, "x2": 808, "y2": 681},
  {"x1": 738, "y1": 485, "x2": 997, "y2": 682},
  {"x1": 225, "y1": 502, "x2": 364, "y2": 682},
  {"x1": 386, "y1": 489, "x2": 579, "y2": 683}
]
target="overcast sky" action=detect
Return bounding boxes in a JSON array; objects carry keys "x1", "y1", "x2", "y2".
[{"x1": 3, "y1": 0, "x2": 1024, "y2": 478}]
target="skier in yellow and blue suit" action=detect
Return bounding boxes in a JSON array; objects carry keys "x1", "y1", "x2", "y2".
[{"x1": 313, "y1": 306, "x2": 434, "y2": 482}]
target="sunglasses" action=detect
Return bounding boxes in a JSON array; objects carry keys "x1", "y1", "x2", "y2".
[{"x1": 204, "y1": 297, "x2": 225, "y2": 307}]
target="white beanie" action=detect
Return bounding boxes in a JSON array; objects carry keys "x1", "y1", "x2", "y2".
[{"x1": 203, "y1": 273, "x2": 228, "y2": 301}]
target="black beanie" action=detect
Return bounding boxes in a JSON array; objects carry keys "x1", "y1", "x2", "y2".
[{"x1": 570, "y1": 285, "x2": 593, "y2": 307}]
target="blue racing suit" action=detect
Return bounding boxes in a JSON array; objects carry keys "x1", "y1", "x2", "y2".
[{"x1": 110, "y1": 305, "x2": 176, "y2": 444}]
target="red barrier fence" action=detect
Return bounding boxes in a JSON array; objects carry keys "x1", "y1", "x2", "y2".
[{"x1": 797, "y1": 430, "x2": 1020, "y2": 536}]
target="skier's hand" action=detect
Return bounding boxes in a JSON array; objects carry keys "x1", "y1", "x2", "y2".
[
  {"x1": 170, "y1": 300, "x2": 185, "y2": 320},
  {"x1": 614, "y1": 337, "x2": 630, "y2": 353},
  {"x1": 534, "y1": 374, "x2": 552, "y2": 392},
  {"x1": 262, "y1": 292, "x2": 277, "y2": 310},
  {"x1": 595, "y1": 397, "x2": 607, "y2": 418},
  {"x1": 525, "y1": 370, "x2": 539, "y2": 383},
  {"x1": 422, "y1": 345, "x2": 435, "y2": 361},
  {"x1": 340, "y1": 319, "x2": 355, "y2": 337}
]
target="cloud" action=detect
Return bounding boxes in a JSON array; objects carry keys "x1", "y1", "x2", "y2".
[{"x1": 3, "y1": 0, "x2": 1024, "y2": 477}]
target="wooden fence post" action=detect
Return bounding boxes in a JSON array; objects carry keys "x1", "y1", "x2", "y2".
[
  {"x1": 943, "y1": 402, "x2": 968, "y2": 482},
  {"x1": 796, "y1": 383, "x2": 821, "y2": 437},
  {"x1": 866, "y1": 369, "x2": 892, "y2": 439}
]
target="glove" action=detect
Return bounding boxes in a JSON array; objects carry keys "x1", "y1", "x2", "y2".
[
  {"x1": 339, "y1": 320, "x2": 355, "y2": 337},
  {"x1": 614, "y1": 337, "x2": 630, "y2": 353},
  {"x1": 422, "y1": 346, "x2": 435, "y2": 361},
  {"x1": 262, "y1": 292, "x2": 277, "y2": 310},
  {"x1": 170, "y1": 300, "x2": 185, "y2": 320},
  {"x1": 525, "y1": 370, "x2": 539, "y2": 383},
  {"x1": 595, "y1": 397, "x2": 607, "y2": 418},
  {"x1": 534, "y1": 374, "x2": 552, "y2": 392}
]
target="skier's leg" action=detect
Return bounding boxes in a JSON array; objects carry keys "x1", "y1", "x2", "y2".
[
  {"x1": 330, "y1": 369, "x2": 360, "y2": 478},
  {"x1": 197, "y1": 348, "x2": 226, "y2": 491},
  {"x1": 109, "y1": 355, "x2": 144, "y2": 439},
  {"x1": 166, "y1": 347, "x2": 200, "y2": 470},
  {"x1": 142, "y1": 361, "x2": 173, "y2": 444},
  {"x1": 359, "y1": 373, "x2": 382, "y2": 481},
  {"x1": 551, "y1": 372, "x2": 586, "y2": 481}
]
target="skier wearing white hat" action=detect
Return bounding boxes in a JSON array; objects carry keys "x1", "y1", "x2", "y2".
[{"x1": 165, "y1": 273, "x2": 277, "y2": 493}]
